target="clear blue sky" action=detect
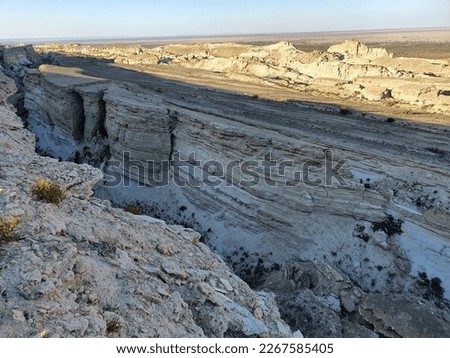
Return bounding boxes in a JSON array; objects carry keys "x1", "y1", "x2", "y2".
[{"x1": 0, "y1": 0, "x2": 449, "y2": 40}]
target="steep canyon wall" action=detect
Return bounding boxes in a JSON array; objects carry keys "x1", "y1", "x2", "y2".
[{"x1": 22, "y1": 63, "x2": 450, "y2": 303}]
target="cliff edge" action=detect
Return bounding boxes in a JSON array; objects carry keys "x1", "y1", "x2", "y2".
[{"x1": 0, "y1": 76, "x2": 291, "y2": 338}]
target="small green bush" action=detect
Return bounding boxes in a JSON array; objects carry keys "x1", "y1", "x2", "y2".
[
  {"x1": 430, "y1": 277, "x2": 445, "y2": 300},
  {"x1": 31, "y1": 178, "x2": 66, "y2": 204},
  {"x1": 417, "y1": 271, "x2": 445, "y2": 301}
]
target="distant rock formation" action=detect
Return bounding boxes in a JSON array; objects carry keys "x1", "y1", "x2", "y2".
[
  {"x1": 37, "y1": 40, "x2": 450, "y2": 115},
  {"x1": 328, "y1": 39, "x2": 392, "y2": 59}
]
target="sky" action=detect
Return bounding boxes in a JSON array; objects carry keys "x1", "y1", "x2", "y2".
[{"x1": 0, "y1": 0, "x2": 449, "y2": 40}]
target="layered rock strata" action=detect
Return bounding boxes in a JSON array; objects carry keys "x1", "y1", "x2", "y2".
[
  {"x1": 2, "y1": 43, "x2": 449, "y2": 337},
  {"x1": 0, "y1": 77, "x2": 291, "y2": 338},
  {"x1": 38, "y1": 40, "x2": 450, "y2": 116},
  {"x1": 20, "y1": 61, "x2": 450, "y2": 300}
]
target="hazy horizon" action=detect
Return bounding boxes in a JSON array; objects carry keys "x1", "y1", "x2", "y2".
[
  {"x1": 1, "y1": 0, "x2": 449, "y2": 41},
  {"x1": 2, "y1": 26, "x2": 450, "y2": 43}
]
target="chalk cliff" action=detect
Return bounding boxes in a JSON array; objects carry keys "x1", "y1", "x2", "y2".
[{"x1": 0, "y1": 71, "x2": 292, "y2": 338}]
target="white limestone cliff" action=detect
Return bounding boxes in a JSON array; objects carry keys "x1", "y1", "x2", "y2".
[
  {"x1": 2, "y1": 43, "x2": 450, "y2": 337},
  {"x1": 0, "y1": 74, "x2": 292, "y2": 338}
]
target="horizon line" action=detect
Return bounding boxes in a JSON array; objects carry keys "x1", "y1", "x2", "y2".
[{"x1": 1, "y1": 26, "x2": 449, "y2": 44}]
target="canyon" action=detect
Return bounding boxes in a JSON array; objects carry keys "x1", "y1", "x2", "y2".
[{"x1": 1, "y1": 40, "x2": 449, "y2": 337}]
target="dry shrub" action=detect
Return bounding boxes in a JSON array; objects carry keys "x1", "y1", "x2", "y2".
[
  {"x1": 123, "y1": 204, "x2": 144, "y2": 215},
  {"x1": 0, "y1": 214, "x2": 20, "y2": 242},
  {"x1": 106, "y1": 317, "x2": 122, "y2": 333},
  {"x1": 340, "y1": 105, "x2": 350, "y2": 115},
  {"x1": 192, "y1": 234, "x2": 201, "y2": 245},
  {"x1": 31, "y1": 178, "x2": 66, "y2": 204}
]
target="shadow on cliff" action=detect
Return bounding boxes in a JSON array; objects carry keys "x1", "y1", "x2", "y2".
[
  {"x1": 51, "y1": 53, "x2": 450, "y2": 125},
  {"x1": 41, "y1": 53, "x2": 450, "y2": 165}
]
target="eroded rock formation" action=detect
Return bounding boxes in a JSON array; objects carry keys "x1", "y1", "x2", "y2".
[
  {"x1": 0, "y1": 75, "x2": 291, "y2": 338},
  {"x1": 257, "y1": 261, "x2": 450, "y2": 337},
  {"x1": 22, "y1": 62, "x2": 450, "y2": 294},
  {"x1": 38, "y1": 40, "x2": 450, "y2": 116},
  {"x1": 1, "y1": 42, "x2": 450, "y2": 337}
]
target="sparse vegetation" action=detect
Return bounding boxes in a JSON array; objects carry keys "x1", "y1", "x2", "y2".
[
  {"x1": 372, "y1": 215, "x2": 403, "y2": 237},
  {"x1": 354, "y1": 224, "x2": 370, "y2": 242},
  {"x1": 0, "y1": 214, "x2": 20, "y2": 242},
  {"x1": 123, "y1": 204, "x2": 144, "y2": 215},
  {"x1": 106, "y1": 317, "x2": 122, "y2": 333},
  {"x1": 192, "y1": 234, "x2": 201, "y2": 245},
  {"x1": 431, "y1": 277, "x2": 445, "y2": 300},
  {"x1": 340, "y1": 105, "x2": 350, "y2": 115},
  {"x1": 415, "y1": 194, "x2": 436, "y2": 210},
  {"x1": 31, "y1": 178, "x2": 66, "y2": 204},
  {"x1": 417, "y1": 271, "x2": 445, "y2": 302}
]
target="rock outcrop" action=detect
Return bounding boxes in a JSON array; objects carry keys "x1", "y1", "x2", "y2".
[
  {"x1": 0, "y1": 101, "x2": 292, "y2": 337},
  {"x1": 258, "y1": 261, "x2": 450, "y2": 337},
  {"x1": 19, "y1": 61, "x2": 450, "y2": 302},
  {"x1": 328, "y1": 40, "x2": 392, "y2": 60},
  {"x1": 0, "y1": 69, "x2": 16, "y2": 107},
  {"x1": 0, "y1": 45, "x2": 41, "y2": 118},
  {"x1": 24, "y1": 65, "x2": 110, "y2": 160}
]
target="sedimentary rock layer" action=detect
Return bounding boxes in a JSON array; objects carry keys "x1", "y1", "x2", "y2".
[
  {"x1": 21, "y1": 62, "x2": 450, "y2": 302},
  {"x1": 38, "y1": 40, "x2": 450, "y2": 116},
  {"x1": 0, "y1": 80, "x2": 291, "y2": 338},
  {"x1": 2, "y1": 43, "x2": 449, "y2": 337}
]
